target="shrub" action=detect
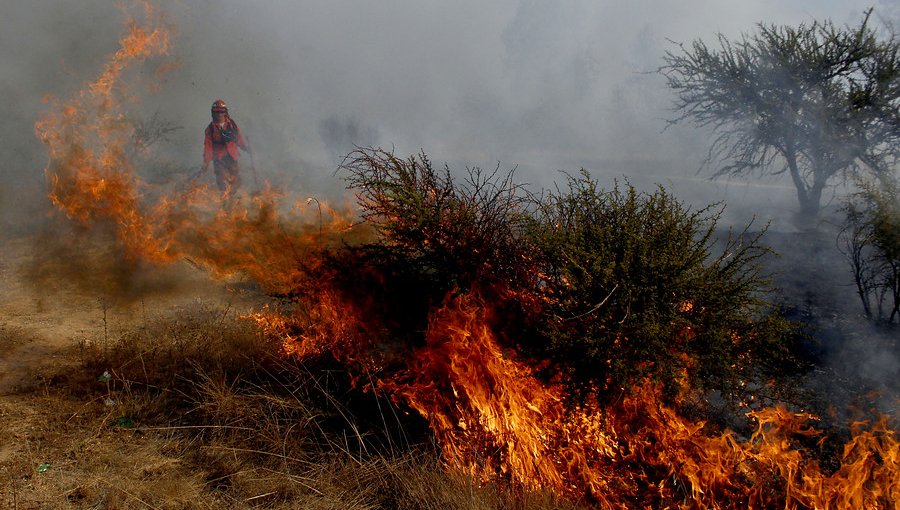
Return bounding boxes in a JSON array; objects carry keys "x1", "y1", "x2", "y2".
[
  {"x1": 524, "y1": 172, "x2": 804, "y2": 400},
  {"x1": 340, "y1": 147, "x2": 535, "y2": 294},
  {"x1": 341, "y1": 151, "x2": 805, "y2": 404}
]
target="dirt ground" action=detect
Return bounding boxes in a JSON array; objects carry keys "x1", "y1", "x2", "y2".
[{"x1": 0, "y1": 232, "x2": 267, "y2": 508}]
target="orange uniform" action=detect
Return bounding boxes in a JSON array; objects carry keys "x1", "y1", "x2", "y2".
[
  {"x1": 203, "y1": 101, "x2": 249, "y2": 194},
  {"x1": 203, "y1": 116, "x2": 248, "y2": 168}
]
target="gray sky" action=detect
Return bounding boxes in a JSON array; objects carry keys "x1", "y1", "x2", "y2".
[{"x1": 0, "y1": 1, "x2": 892, "y2": 229}]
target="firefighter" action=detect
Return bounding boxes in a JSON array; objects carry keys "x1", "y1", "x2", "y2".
[{"x1": 201, "y1": 99, "x2": 250, "y2": 196}]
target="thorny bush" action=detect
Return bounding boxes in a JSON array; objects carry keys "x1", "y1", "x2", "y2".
[
  {"x1": 340, "y1": 149, "x2": 806, "y2": 406},
  {"x1": 525, "y1": 172, "x2": 806, "y2": 401},
  {"x1": 341, "y1": 148, "x2": 536, "y2": 293}
]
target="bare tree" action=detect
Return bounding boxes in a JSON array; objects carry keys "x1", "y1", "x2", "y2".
[
  {"x1": 661, "y1": 9, "x2": 900, "y2": 223},
  {"x1": 840, "y1": 175, "x2": 900, "y2": 325}
]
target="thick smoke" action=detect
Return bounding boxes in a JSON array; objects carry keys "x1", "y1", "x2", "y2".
[{"x1": 1, "y1": 1, "x2": 896, "y2": 410}]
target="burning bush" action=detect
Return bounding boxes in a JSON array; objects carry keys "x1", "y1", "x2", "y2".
[
  {"x1": 333, "y1": 147, "x2": 542, "y2": 362},
  {"x1": 340, "y1": 150, "x2": 806, "y2": 409}
]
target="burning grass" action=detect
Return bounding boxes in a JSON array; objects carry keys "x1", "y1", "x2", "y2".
[{"x1": 0, "y1": 308, "x2": 582, "y2": 510}]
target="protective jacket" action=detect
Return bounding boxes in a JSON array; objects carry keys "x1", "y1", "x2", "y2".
[{"x1": 203, "y1": 116, "x2": 248, "y2": 167}]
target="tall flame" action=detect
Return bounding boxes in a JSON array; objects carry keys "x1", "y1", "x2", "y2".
[
  {"x1": 33, "y1": 2, "x2": 362, "y2": 295},
  {"x1": 383, "y1": 291, "x2": 578, "y2": 488},
  {"x1": 34, "y1": 1, "x2": 172, "y2": 260}
]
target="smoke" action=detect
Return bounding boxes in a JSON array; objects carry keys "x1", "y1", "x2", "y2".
[
  {"x1": 318, "y1": 115, "x2": 380, "y2": 167},
  {"x1": 3, "y1": 1, "x2": 886, "y2": 231}
]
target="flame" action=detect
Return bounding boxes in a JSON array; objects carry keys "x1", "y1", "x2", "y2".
[
  {"x1": 379, "y1": 290, "x2": 899, "y2": 508},
  {"x1": 247, "y1": 288, "x2": 376, "y2": 363},
  {"x1": 35, "y1": 1, "x2": 172, "y2": 261},
  {"x1": 34, "y1": 2, "x2": 365, "y2": 295},
  {"x1": 382, "y1": 291, "x2": 579, "y2": 488}
]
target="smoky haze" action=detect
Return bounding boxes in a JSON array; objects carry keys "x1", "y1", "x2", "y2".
[
  {"x1": 1, "y1": 2, "x2": 897, "y2": 409},
  {"x1": 2, "y1": 0, "x2": 889, "y2": 230}
]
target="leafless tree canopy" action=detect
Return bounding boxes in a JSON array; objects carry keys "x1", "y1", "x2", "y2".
[{"x1": 661, "y1": 9, "x2": 900, "y2": 221}]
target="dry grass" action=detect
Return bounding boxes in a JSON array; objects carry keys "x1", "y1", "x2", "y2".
[{"x1": 0, "y1": 306, "x2": 584, "y2": 510}]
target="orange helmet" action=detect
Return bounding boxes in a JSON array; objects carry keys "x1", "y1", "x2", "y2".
[{"x1": 211, "y1": 99, "x2": 228, "y2": 113}]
